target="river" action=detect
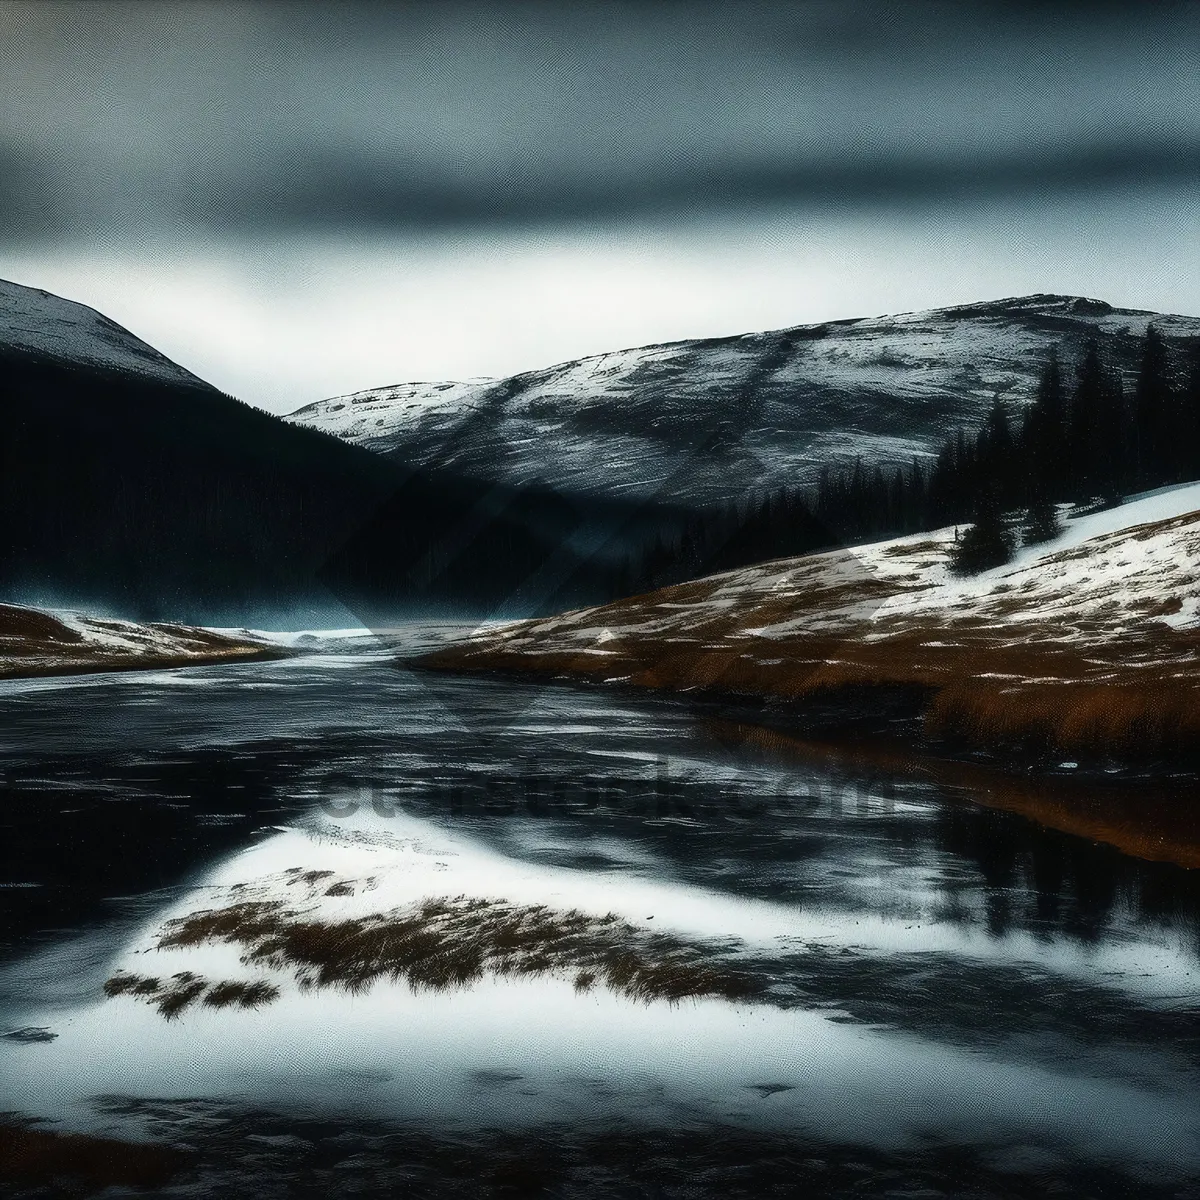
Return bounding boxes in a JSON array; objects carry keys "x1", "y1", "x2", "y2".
[{"x1": 1, "y1": 639, "x2": 1198, "y2": 1198}]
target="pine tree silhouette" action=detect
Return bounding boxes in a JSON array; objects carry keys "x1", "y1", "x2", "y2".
[
  {"x1": 1134, "y1": 324, "x2": 1171, "y2": 485},
  {"x1": 1025, "y1": 353, "x2": 1067, "y2": 499},
  {"x1": 601, "y1": 327, "x2": 1198, "y2": 597},
  {"x1": 1183, "y1": 344, "x2": 1200, "y2": 483},
  {"x1": 1022, "y1": 493, "x2": 1063, "y2": 546},
  {"x1": 950, "y1": 488, "x2": 1013, "y2": 575},
  {"x1": 1068, "y1": 339, "x2": 1103, "y2": 495}
]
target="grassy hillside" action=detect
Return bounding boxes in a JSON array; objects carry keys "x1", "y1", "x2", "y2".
[
  {"x1": 417, "y1": 484, "x2": 1200, "y2": 765},
  {"x1": 0, "y1": 602, "x2": 283, "y2": 679}
]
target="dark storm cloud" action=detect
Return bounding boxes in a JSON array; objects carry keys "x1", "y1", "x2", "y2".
[{"x1": 0, "y1": 0, "x2": 1196, "y2": 238}]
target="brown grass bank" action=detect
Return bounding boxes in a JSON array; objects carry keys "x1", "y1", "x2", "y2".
[
  {"x1": 0, "y1": 602, "x2": 287, "y2": 680},
  {"x1": 416, "y1": 592, "x2": 1200, "y2": 766}
]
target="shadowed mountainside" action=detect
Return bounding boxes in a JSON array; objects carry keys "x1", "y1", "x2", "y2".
[{"x1": 0, "y1": 279, "x2": 671, "y2": 623}]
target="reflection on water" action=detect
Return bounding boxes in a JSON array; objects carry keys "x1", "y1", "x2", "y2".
[{"x1": 1, "y1": 648, "x2": 1199, "y2": 1196}]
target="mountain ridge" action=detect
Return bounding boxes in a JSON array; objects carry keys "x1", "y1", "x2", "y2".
[
  {"x1": 288, "y1": 293, "x2": 1200, "y2": 506},
  {"x1": 0, "y1": 277, "x2": 215, "y2": 392}
]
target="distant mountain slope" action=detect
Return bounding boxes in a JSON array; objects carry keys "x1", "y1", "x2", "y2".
[{"x1": 289, "y1": 295, "x2": 1200, "y2": 505}]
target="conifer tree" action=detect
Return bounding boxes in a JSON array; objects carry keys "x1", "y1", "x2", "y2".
[
  {"x1": 1099, "y1": 370, "x2": 1131, "y2": 501},
  {"x1": 1183, "y1": 344, "x2": 1200, "y2": 483},
  {"x1": 1134, "y1": 324, "x2": 1171, "y2": 484},
  {"x1": 1025, "y1": 352, "x2": 1067, "y2": 499},
  {"x1": 1068, "y1": 340, "x2": 1104, "y2": 495},
  {"x1": 981, "y1": 395, "x2": 1016, "y2": 504},
  {"x1": 1021, "y1": 492, "x2": 1062, "y2": 546},
  {"x1": 950, "y1": 487, "x2": 1013, "y2": 575}
]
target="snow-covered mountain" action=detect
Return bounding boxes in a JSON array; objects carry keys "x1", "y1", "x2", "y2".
[
  {"x1": 0, "y1": 277, "x2": 210, "y2": 390},
  {"x1": 288, "y1": 295, "x2": 1200, "y2": 506}
]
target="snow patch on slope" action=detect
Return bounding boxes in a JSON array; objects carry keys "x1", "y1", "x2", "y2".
[
  {"x1": 730, "y1": 481, "x2": 1200, "y2": 639},
  {"x1": 455, "y1": 481, "x2": 1200, "y2": 656},
  {"x1": 0, "y1": 605, "x2": 275, "y2": 680},
  {"x1": 286, "y1": 378, "x2": 496, "y2": 454}
]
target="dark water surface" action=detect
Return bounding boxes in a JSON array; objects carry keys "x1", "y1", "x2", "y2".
[{"x1": 1, "y1": 645, "x2": 1199, "y2": 1198}]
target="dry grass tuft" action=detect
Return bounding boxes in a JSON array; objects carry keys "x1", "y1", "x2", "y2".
[
  {"x1": 155, "y1": 972, "x2": 207, "y2": 1019},
  {"x1": 153, "y1": 895, "x2": 759, "y2": 1006},
  {"x1": 157, "y1": 901, "x2": 285, "y2": 949},
  {"x1": 103, "y1": 973, "x2": 159, "y2": 998},
  {"x1": 104, "y1": 968, "x2": 280, "y2": 1018},
  {"x1": 202, "y1": 979, "x2": 280, "y2": 1010}
]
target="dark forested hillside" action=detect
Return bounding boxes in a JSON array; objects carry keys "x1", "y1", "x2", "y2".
[
  {"x1": 0, "y1": 351, "x2": 667, "y2": 624},
  {"x1": 616, "y1": 324, "x2": 1200, "y2": 590},
  {"x1": 0, "y1": 351, "x2": 389, "y2": 621}
]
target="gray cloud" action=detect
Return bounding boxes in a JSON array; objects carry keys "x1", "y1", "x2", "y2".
[{"x1": 0, "y1": 0, "x2": 1196, "y2": 239}]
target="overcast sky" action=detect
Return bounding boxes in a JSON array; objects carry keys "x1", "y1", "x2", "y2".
[{"x1": 0, "y1": 1, "x2": 1196, "y2": 413}]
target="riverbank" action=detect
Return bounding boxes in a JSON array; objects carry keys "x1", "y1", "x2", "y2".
[
  {"x1": 415, "y1": 484, "x2": 1200, "y2": 769},
  {"x1": 0, "y1": 604, "x2": 287, "y2": 680}
]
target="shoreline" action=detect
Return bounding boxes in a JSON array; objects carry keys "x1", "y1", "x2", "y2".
[
  {"x1": 407, "y1": 657, "x2": 1200, "y2": 866},
  {"x1": 0, "y1": 602, "x2": 292, "y2": 682},
  {"x1": 0, "y1": 644, "x2": 289, "y2": 683},
  {"x1": 408, "y1": 644, "x2": 1200, "y2": 772},
  {"x1": 410, "y1": 495, "x2": 1200, "y2": 772}
]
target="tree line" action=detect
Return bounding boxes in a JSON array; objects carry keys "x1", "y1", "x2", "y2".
[{"x1": 622, "y1": 325, "x2": 1200, "y2": 588}]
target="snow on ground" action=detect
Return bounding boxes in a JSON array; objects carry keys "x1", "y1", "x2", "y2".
[
  {"x1": 218, "y1": 626, "x2": 379, "y2": 650},
  {"x1": 109, "y1": 806, "x2": 1200, "y2": 1002},
  {"x1": 0, "y1": 605, "x2": 278, "y2": 679},
  {"x1": 437, "y1": 481, "x2": 1200, "y2": 662},
  {"x1": 8, "y1": 806, "x2": 1199, "y2": 1169},
  {"x1": 285, "y1": 378, "x2": 495, "y2": 450},
  {"x1": 729, "y1": 480, "x2": 1200, "y2": 640},
  {"x1": 850, "y1": 480, "x2": 1200, "y2": 632},
  {"x1": 0, "y1": 277, "x2": 208, "y2": 389}
]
